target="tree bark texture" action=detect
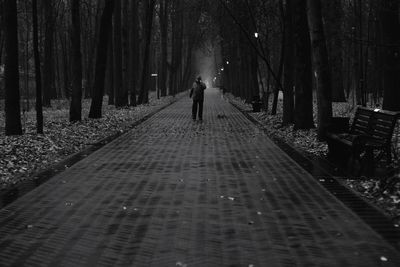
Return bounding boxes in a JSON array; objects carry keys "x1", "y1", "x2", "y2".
[
  {"x1": 113, "y1": 0, "x2": 126, "y2": 107},
  {"x1": 138, "y1": 0, "x2": 156, "y2": 104},
  {"x1": 322, "y1": 0, "x2": 346, "y2": 102},
  {"x1": 271, "y1": 9, "x2": 285, "y2": 115},
  {"x1": 107, "y1": 29, "x2": 114, "y2": 105},
  {"x1": 88, "y1": 0, "x2": 115, "y2": 118},
  {"x1": 381, "y1": 0, "x2": 400, "y2": 111},
  {"x1": 293, "y1": 0, "x2": 314, "y2": 130},
  {"x1": 282, "y1": 0, "x2": 295, "y2": 125},
  {"x1": 43, "y1": 0, "x2": 54, "y2": 107},
  {"x1": 307, "y1": 0, "x2": 332, "y2": 140},
  {"x1": 160, "y1": 0, "x2": 168, "y2": 97},
  {"x1": 128, "y1": 0, "x2": 139, "y2": 106},
  {"x1": 168, "y1": 0, "x2": 183, "y2": 96},
  {"x1": 4, "y1": 0, "x2": 22, "y2": 135},
  {"x1": 122, "y1": 0, "x2": 129, "y2": 104},
  {"x1": 70, "y1": 0, "x2": 83, "y2": 122},
  {"x1": 32, "y1": 0, "x2": 43, "y2": 134}
]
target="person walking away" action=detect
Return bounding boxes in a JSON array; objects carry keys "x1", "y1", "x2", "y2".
[{"x1": 190, "y1": 76, "x2": 206, "y2": 121}]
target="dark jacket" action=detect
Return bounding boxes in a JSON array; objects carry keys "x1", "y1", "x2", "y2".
[{"x1": 190, "y1": 81, "x2": 206, "y2": 101}]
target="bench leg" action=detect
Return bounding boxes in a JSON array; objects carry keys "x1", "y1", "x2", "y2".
[{"x1": 363, "y1": 147, "x2": 375, "y2": 176}]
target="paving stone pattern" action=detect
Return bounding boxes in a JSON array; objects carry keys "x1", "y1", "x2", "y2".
[{"x1": 0, "y1": 88, "x2": 399, "y2": 266}]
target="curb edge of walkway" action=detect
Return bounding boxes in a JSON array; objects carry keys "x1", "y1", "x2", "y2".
[
  {"x1": 228, "y1": 99, "x2": 400, "y2": 252},
  {"x1": 0, "y1": 94, "x2": 183, "y2": 209}
]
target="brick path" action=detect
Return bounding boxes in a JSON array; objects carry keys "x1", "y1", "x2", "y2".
[{"x1": 0, "y1": 88, "x2": 399, "y2": 266}]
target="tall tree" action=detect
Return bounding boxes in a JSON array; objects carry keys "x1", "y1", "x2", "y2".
[
  {"x1": 113, "y1": 0, "x2": 127, "y2": 107},
  {"x1": 107, "y1": 29, "x2": 114, "y2": 105},
  {"x1": 88, "y1": 0, "x2": 115, "y2": 118},
  {"x1": 32, "y1": 0, "x2": 43, "y2": 134},
  {"x1": 381, "y1": 0, "x2": 400, "y2": 111},
  {"x1": 159, "y1": 0, "x2": 169, "y2": 97},
  {"x1": 293, "y1": 0, "x2": 314, "y2": 130},
  {"x1": 322, "y1": 0, "x2": 346, "y2": 102},
  {"x1": 168, "y1": 0, "x2": 184, "y2": 96},
  {"x1": 70, "y1": 0, "x2": 83, "y2": 122},
  {"x1": 138, "y1": 0, "x2": 156, "y2": 104},
  {"x1": 0, "y1": 0, "x2": 3, "y2": 65},
  {"x1": 307, "y1": 0, "x2": 332, "y2": 140},
  {"x1": 282, "y1": 0, "x2": 295, "y2": 125},
  {"x1": 128, "y1": 0, "x2": 139, "y2": 106},
  {"x1": 122, "y1": 0, "x2": 129, "y2": 104},
  {"x1": 271, "y1": 5, "x2": 285, "y2": 115},
  {"x1": 4, "y1": 0, "x2": 22, "y2": 135},
  {"x1": 43, "y1": 0, "x2": 55, "y2": 107}
]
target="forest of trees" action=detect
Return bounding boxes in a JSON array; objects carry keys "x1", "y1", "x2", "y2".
[
  {"x1": 1, "y1": 0, "x2": 400, "y2": 140},
  {"x1": 217, "y1": 0, "x2": 400, "y2": 139},
  {"x1": 0, "y1": 0, "x2": 208, "y2": 135}
]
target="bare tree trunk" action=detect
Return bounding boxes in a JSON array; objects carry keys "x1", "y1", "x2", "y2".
[
  {"x1": 107, "y1": 30, "x2": 114, "y2": 105},
  {"x1": 353, "y1": 0, "x2": 363, "y2": 105},
  {"x1": 307, "y1": 0, "x2": 332, "y2": 140},
  {"x1": 177, "y1": 8, "x2": 184, "y2": 93},
  {"x1": 169, "y1": 1, "x2": 177, "y2": 96},
  {"x1": 43, "y1": 0, "x2": 54, "y2": 107},
  {"x1": 160, "y1": 0, "x2": 168, "y2": 97},
  {"x1": 113, "y1": 0, "x2": 127, "y2": 107},
  {"x1": 128, "y1": 0, "x2": 139, "y2": 106},
  {"x1": 271, "y1": 8, "x2": 285, "y2": 115},
  {"x1": 70, "y1": 0, "x2": 83, "y2": 122},
  {"x1": 322, "y1": 0, "x2": 346, "y2": 102},
  {"x1": 138, "y1": 0, "x2": 156, "y2": 104},
  {"x1": 88, "y1": 0, "x2": 115, "y2": 118},
  {"x1": 122, "y1": 0, "x2": 129, "y2": 104},
  {"x1": 169, "y1": 0, "x2": 184, "y2": 96},
  {"x1": 182, "y1": 41, "x2": 194, "y2": 92},
  {"x1": 32, "y1": 0, "x2": 43, "y2": 134},
  {"x1": 282, "y1": 0, "x2": 294, "y2": 124},
  {"x1": 4, "y1": 0, "x2": 22, "y2": 135},
  {"x1": 59, "y1": 29, "x2": 70, "y2": 98},
  {"x1": 293, "y1": 0, "x2": 314, "y2": 130},
  {"x1": 0, "y1": 0, "x2": 3, "y2": 65},
  {"x1": 381, "y1": 0, "x2": 400, "y2": 111}
]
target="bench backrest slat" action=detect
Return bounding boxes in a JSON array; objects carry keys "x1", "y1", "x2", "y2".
[
  {"x1": 352, "y1": 126, "x2": 369, "y2": 135},
  {"x1": 350, "y1": 106, "x2": 399, "y2": 145},
  {"x1": 368, "y1": 112, "x2": 399, "y2": 144},
  {"x1": 350, "y1": 107, "x2": 374, "y2": 135}
]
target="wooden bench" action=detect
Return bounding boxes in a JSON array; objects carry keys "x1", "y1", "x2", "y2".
[{"x1": 326, "y1": 107, "x2": 399, "y2": 175}]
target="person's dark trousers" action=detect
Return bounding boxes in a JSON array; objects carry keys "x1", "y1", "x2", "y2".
[{"x1": 192, "y1": 99, "x2": 204, "y2": 120}]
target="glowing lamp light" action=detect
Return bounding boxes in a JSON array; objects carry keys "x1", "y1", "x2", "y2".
[
  {"x1": 226, "y1": 61, "x2": 230, "y2": 65},
  {"x1": 254, "y1": 32, "x2": 259, "y2": 38},
  {"x1": 221, "y1": 67, "x2": 224, "y2": 71}
]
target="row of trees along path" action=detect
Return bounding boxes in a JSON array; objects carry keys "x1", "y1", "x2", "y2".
[
  {"x1": 217, "y1": 0, "x2": 400, "y2": 140},
  {"x1": 1, "y1": 0, "x2": 400, "y2": 140},
  {"x1": 1, "y1": 0, "x2": 202, "y2": 135}
]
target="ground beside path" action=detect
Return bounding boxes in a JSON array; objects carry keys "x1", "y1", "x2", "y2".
[{"x1": 0, "y1": 88, "x2": 399, "y2": 266}]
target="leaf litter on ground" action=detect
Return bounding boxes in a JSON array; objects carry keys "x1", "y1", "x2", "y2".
[
  {"x1": 0, "y1": 93, "x2": 179, "y2": 189},
  {"x1": 225, "y1": 92, "x2": 400, "y2": 222}
]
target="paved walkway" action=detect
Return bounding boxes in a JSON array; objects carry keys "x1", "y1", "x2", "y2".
[{"x1": 0, "y1": 88, "x2": 399, "y2": 266}]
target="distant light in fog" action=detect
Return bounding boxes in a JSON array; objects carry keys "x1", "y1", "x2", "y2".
[
  {"x1": 254, "y1": 32, "x2": 259, "y2": 38},
  {"x1": 226, "y1": 61, "x2": 229, "y2": 65},
  {"x1": 221, "y1": 67, "x2": 224, "y2": 71}
]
